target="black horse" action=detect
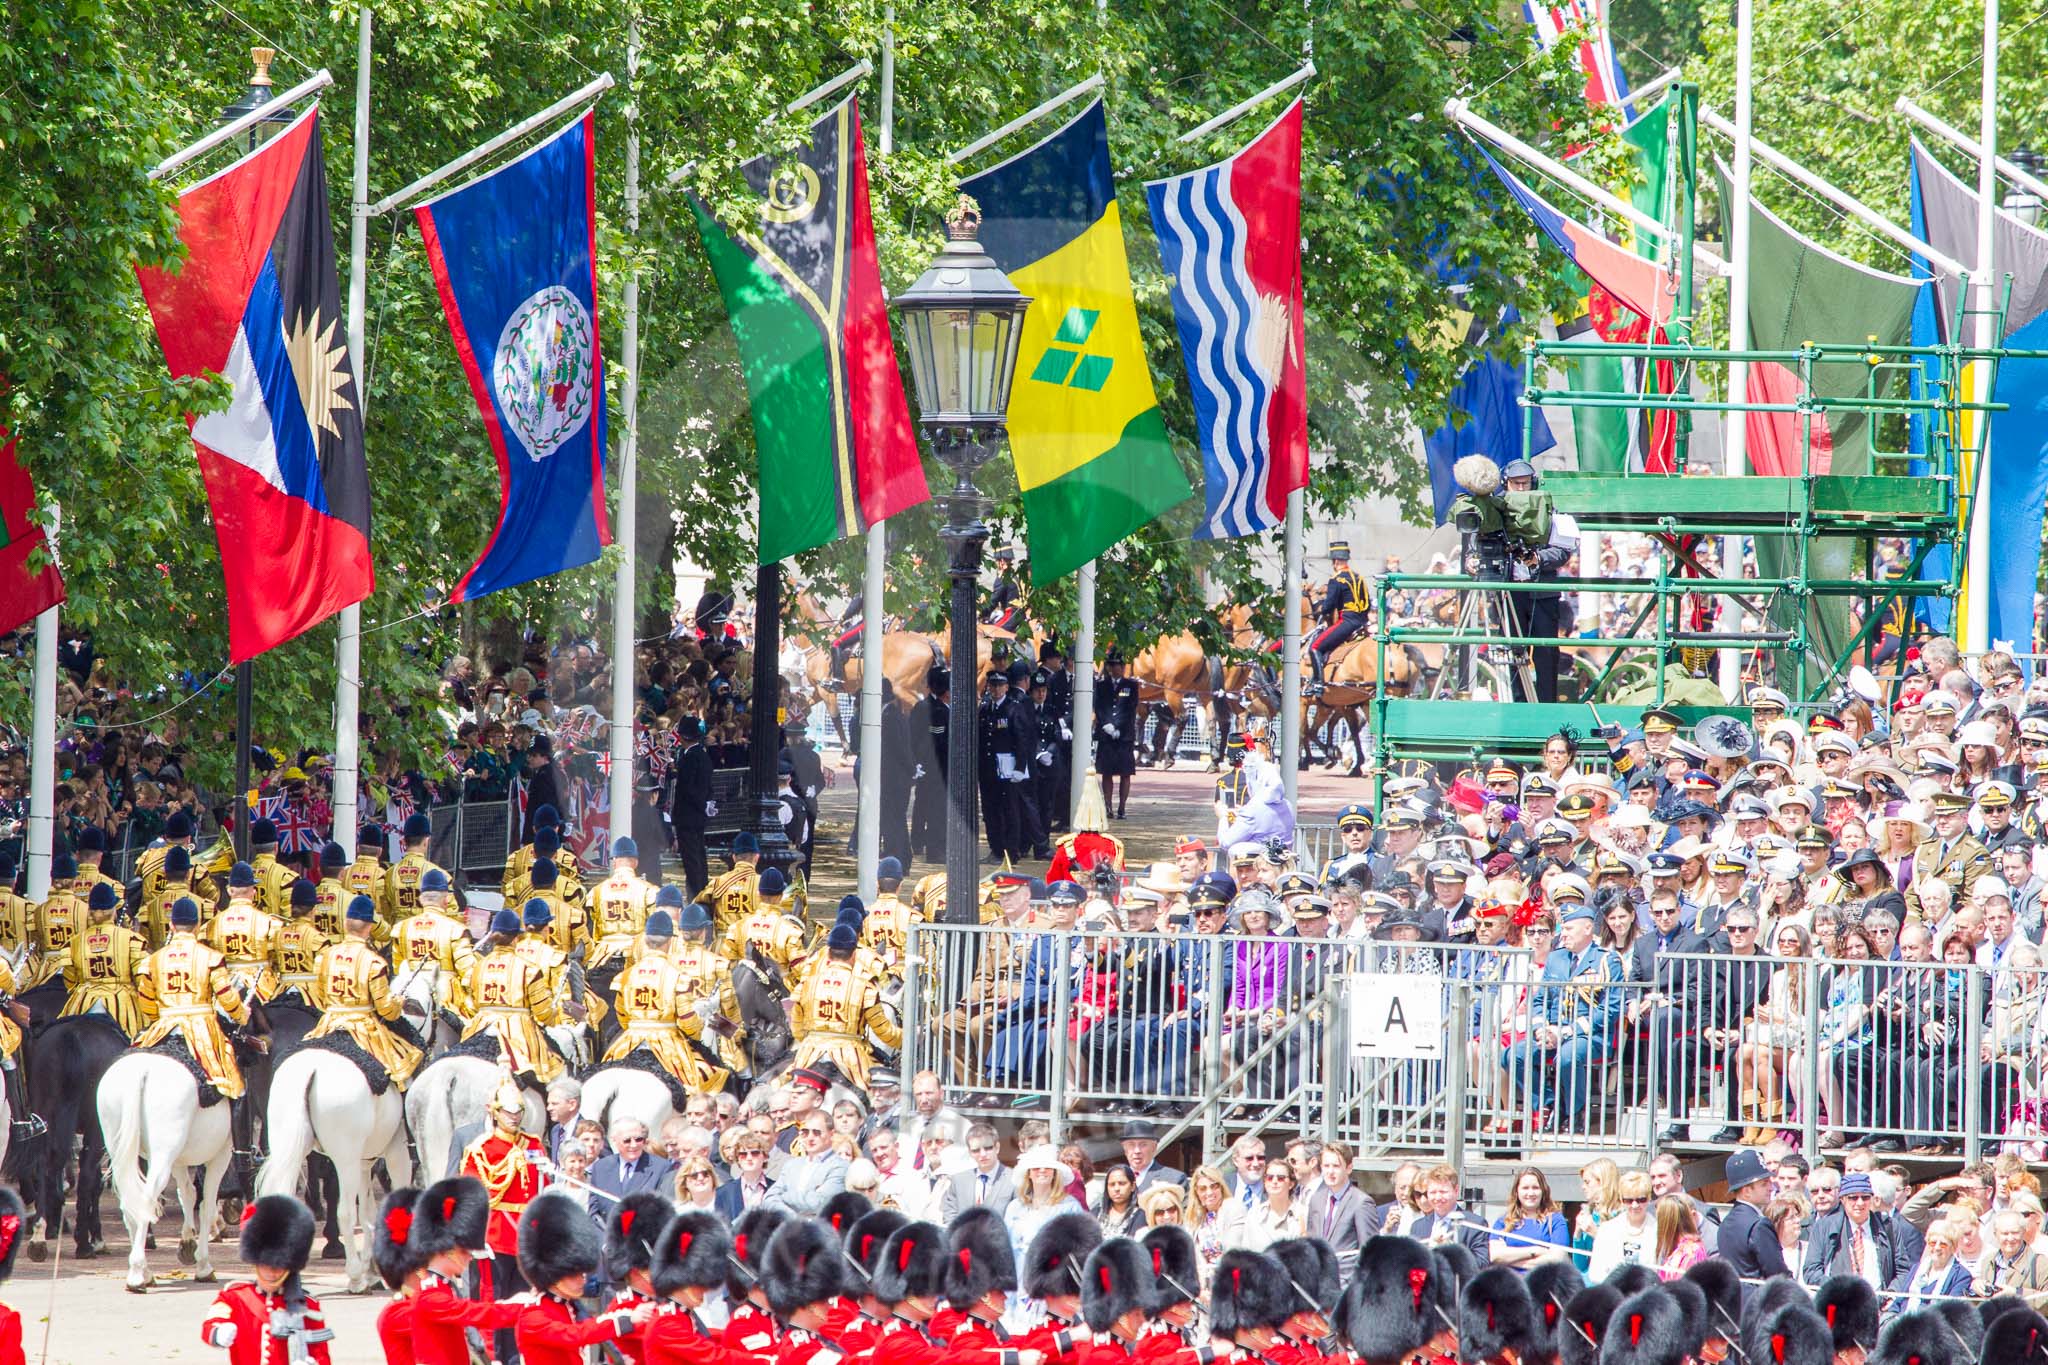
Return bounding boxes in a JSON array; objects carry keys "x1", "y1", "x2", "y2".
[
  {"x1": 731, "y1": 946, "x2": 793, "y2": 1084},
  {"x1": 21, "y1": 1014, "x2": 127, "y2": 1259}
]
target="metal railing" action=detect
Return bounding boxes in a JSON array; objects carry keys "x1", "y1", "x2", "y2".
[{"x1": 903, "y1": 923, "x2": 2034, "y2": 1167}]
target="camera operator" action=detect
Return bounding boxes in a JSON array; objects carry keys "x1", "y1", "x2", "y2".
[{"x1": 1501, "y1": 459, "x2": 1579, "y2": 703}]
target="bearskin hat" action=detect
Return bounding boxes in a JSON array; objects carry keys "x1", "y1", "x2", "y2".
[
  {"x1": 1681, "y1": 1261, "x2": 1742, "y2": 1346},
  {"x1": 944, "y1": 1207, "x2": 1017, "y2": 1309},
  {"x1": 1598, "y1": 1287, "x2": 1691, "y2": 1365},
  {"x1": 411, "y1": 1178, "x2": 489, "y2": 1257},
  {"x1": 651, "y1": 1210, "x2": 731, "y2": 1297},
  {"x1": 1433, "y1": 1240, "x2": 1482, "y2": 1297},
  {"x1": 1342, "y1": 1235, "x2": 1451, "y2": 1365},
  {"x1": 728, "y1": 1207, "x2": 790, "y2": 1298},
  {"x1": 763, "y1": 1219, "x2": 848, "y2": 1319},
  {"x1": 1741, "y1": 1277, "x2": 1810, "y2": 1344},
  {"x1": 1987, "y1": 1299, "x2": 2034, "y2": 1333},
  {"x1": 605, "y1": 1191, "x2": 674, "y2": 1281},
  {"x1": 1936, "y1": 1300, "x2": 1984, "y2": 1359},
  {"x1": 1140, "y1": 1224, "x2": 1201, "y2": 1314},
  {"x1": 1663, "y1": 1278, "x2": 1708, "y2": 1363},
  {"x1": 1269, "y1": 1237, "x2": 1341, "y2": 1318},
  {"x1": 1813, "y1": 1274, "x2": 1880, "y2": 1352},
  {"x1": 1527, "y1": 1261, "x2": 1587, "y2": 1361},
  {"x1": 820, "y1": 1191, "x2": 872, "y2": 1240},
  {"x1": 1749, "y1": 1306, "x2": 1834, "y2": 1365},
  {"x1": 517, "y1": 1191, "x2": 600, "y2": 1290},
  {"x1": 1605, "y1": 1264, "x2": 1660, "y2": 1299},
  {"x1": 844, "y1": 1209, "x2": 909, "y2": 1287},
  {"x1": 1210, "y1": 1250, "x2": 1295, "y2": 1340},
  {"x1": 239, "y1": 1194, "x2": 315, "y2": 1273},
  {"x1": 373, "y1": 1186, "x2": 422, "y2": 1291},
  {"x1": 1024, "y1": 1212, "x2": 1102, "y2": 1300},
  {"x1": 1461, "y1": 1265, "x2": 1541, "y2": 1364},
  {"x1": 1082, "y1": 1239, "x2": 1150, "y2": 1335},
  {"x1": 1559, "y1": 1284, "x2": 1624, "y2": 1365},
  {"x1": 872, "y1": 1222, "x2": 946, "y2": 1305},
  {"x1": 0, "y1": 1187, "x2": 25, "y2": 1286},
  {"x1": 1979, "y1": 1308, "x2": 2048, "y2": 1365}
]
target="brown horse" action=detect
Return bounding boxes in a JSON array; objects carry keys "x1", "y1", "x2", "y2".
[
  {"x1": 1128, "y1": 607, "x2": 1277, "y2": 771},
  {"x1": 1298, "y1": 591, "x2": 1423, "y2": 776}
]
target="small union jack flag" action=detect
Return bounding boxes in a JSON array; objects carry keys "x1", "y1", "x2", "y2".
[{"x1": 275, "y1": 799, "x2": 325, "y2": 854}]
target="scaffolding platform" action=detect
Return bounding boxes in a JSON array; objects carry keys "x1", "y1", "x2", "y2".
[
  {"x1": 1539, "y1": 471, "x2": 1954, "y2": 534},
  {"x1": 1376, "y1": 699, "x2": 1747, "y2": 764}
]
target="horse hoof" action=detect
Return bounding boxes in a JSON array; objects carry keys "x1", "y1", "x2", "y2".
[
  {"x1": 125, "y1": 1278, "x2": 151, "y2": 1294},
  {"x1": 322, "y1": 1240, "x2": 346, "y2": 1261},
  {"x1": 194, "y1": 1268, "x2": 217, "y2": 1284},
  {"x1": 144, "y1": 1233, "x2": 156, "y2": 1250},
  {"x1": 178, "y1": 1237, "x2": 197, "y2": 1267},
  {"x1": 78, "y1": 1240, "x2": 103, "y2": 1259}
]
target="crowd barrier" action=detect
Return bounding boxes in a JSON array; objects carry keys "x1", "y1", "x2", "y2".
[{"x1": 902, "y1": 923, "x2": 2028, "y2": 1168}]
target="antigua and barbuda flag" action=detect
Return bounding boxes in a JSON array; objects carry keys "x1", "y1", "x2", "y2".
[
  {"x1": 135, "y1": 107, "x2": 374, "y2": 664},
  {"x1": 415, "y1": 111, "x2": 609, "y2": 601},
  {"x1": 1144, "y1": 99, "x2": 1309, "y2": 541}
]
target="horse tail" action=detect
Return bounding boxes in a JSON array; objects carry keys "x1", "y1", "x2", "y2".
[
  {"x1": 256, "y1": 1052, "x2": 318, "y2": 1200},
  {"x1": 103, "y1": 1060, "x2": 154, "y2": 1223}
]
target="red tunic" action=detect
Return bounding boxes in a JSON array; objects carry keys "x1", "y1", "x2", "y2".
[
  {"x1": 375, "y1": 1297, "x2": 416, "y2": 1365},
  {"x1": 929, "y1": 1308, "x2": 964, "y2": 1344},
  {"x1": 0, "y1": 1302, "x2": 22, "y2": 1365},
  {"x1": 459, "y1": 1130, "x2": 546, "y2": 1256},
  {"x1": 607, "y1": 1288, "x2": 658, "y2": 1365},
  {"x1": 950, "y1": 1315, "x2": 1029, "y2": 1365},
  {"x1": 776, "y1": 1327, "x2": 846, "y2": 1365},
  {"x1": 1082, "y1": 1342, "x2": 1140, "y2": 1365},
  {"x1": 834, "y1": 1307, "x2": 889, "y2": 1357},
  {"x1": 722, "y1": 1304, "x2": 783, "y2": 1362},
  {"x1": 871, "y1": 1316, "x2": 947, "y2": 1365},
  {"x1": 1269, "y1": 1343, "x2": 1330, "y2": 1365},
  {"x1": 1045, "y1": 832, "x2": 1123, "y2": 883},
  {"x1": 198, "y1": 1283, "x2": 334, "y2": 1365},
  {"x1": 1018, "y1": 1316, "x2": 1084, "y2": 1365},
  {"x1": 409, "y1": 1271, "x2": 525, "y2": 1365},
  {"x1": 1135, "y1": 1323, "x2": 1215, "y2": 1365},
  {"x1": 647, "y1": 1303, "x2": 771, "y2": 1365},
  {"x1": 515, "y1": 1291, "x2": 630, "y2": 1365}
]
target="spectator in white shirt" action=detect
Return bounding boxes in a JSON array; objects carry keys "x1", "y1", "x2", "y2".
[{"x1": 1586, "y1": 1170, "x2": 1658, "y2": 1280}]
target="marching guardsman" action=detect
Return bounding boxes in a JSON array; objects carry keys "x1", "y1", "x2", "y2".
[
  {"x1": 514, "y1": 1191, "x2": 651, "y2": 1365},
  {"x1": 1078, "y1": 1239, "x2": 1150, "y2": 1365},
  {"x1": 200, "y1": 1194, "x2": 334, "y2": 1365},
  {"x1": 500, "y1": 803, "x2": 560, "y2": 908},
  {"x1": 137, "y1": 811, "x2": 215, "y2": 910},
  {"x1": 787, "y1": 912, "x2": 900, "y2": 1091},
  {"x1": 60, "y1": 882, "x2": 147, "y2": 1035},
  {"x1": 1308, "y1": 541, "x2": 1370, "y2": 690},
  {"x1": 839, "y1": 1207, "x2": 910, "y2": 1355},
  {"x1": 721, "y1": 868, "x2": 805, "y2": 973},
  {"x1": 700, "y1": 832, "x2": 762, "y2": 936},
  {"x1": 462, "y1": 911, "x2": 566, "y2": 1084},
  {"x1": 724, "y1": 1208, "x2": 791, "y2": 1362},
  {"x1": 205, "y1": 862, "x2": 281, "y2": 1002},
  {"x1": 1019, "y1": 1213, "x2": 1100, "y2": 1365},
  {"x1": 0, "y1": 854, "x2": 30, "y2": 960},
  {"x1": 373, "y1": 1185, "x2": 425, "y2": 1365},
  {"x1": 382, "y1": 815, "x2": 444, "y2": 923},
  {"x1": 270, "y1": 879, "x2": 331, "y2": 1010},
  {"x1": 587, "y1": 837, "x2": 658, "y2": 992},
  {"x1": 1268, "y1": 1239, "x2": 1342, "y2": 1365},
  {"x1": 944, "y1": 1209, "x2": 1046, "y2": 1365},
  {"x1": 604, "y1": 909, "x2": 731, "y2": 1092},
  {"x1": 1343, "y1": 1236, "x2": 1458, "y2": 1365},
  {"x1": 407, "y1": 1177, "x2": 523, "y2": 1365},
  {"x1": 762, "y1": 1220, "x2": 850, "y2": 1365},
  {"x1": 305, "y1": 896, "x2": 423, "y2": 1090},
  {"x1": 1208, "y1": 1249, "x2": 1293, "y2": 1364},
  {"x1": 24, "y1": 853, "x2": 85, "y2": 991},
  {"x1": 1135, "y1": 1226, "x2": 1203, "y2": 1365},
  {"x1": 458, "y1": 1082, "x2": 547, "y2": 1362},
  {"x1": 859, "y1": 857, "x2": 917, "y2": 973},
  {"x1": 0, "y1": 1186, "x2": 25, "y2": 1365},
  {"x1": 644, "y1": 1208, "x2": 751, "y2": 1365},
  {"x1": 603, "y1": 1191, "x2": 674, "y2": 1365},
  {"x1": 133, "y1": 895, "x2": 251, "y2": 1099},
  {"x1": 143, "y1": 845, "x2": 197, "y2": 950},
  {"x1": 71, "y1": 828, "x2": 121, "y2": 906},
  {"x1": 390, "y1": 869, "x2": 478, "y2": 1018},
  {"x1": 311, "y1": 844, "x2": 352, "y2": 942},
  {"x1": 247, "y1": 820, "x2": 296, "y2": 917},
  {"x1": 870, "y1": 1221, "x2": 950, "y2": 1365}
]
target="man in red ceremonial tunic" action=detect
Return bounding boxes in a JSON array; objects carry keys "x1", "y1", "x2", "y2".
[
  {"x1": 1267, "y1": 1239, "x2": 1343, "y2": 1365},
  {"x1": 943, "y1": 1208, "x2": 1047, "y2": 1365},
  {"x1": 373, "y1": 1186, "x2": 425, "y2": 1365},
  {"x1": 199, "y1": 1195, "x2": 334, "y2": 1365},
  {"x1": 0, "y1": 1187, "x2": 29, "y2": 1365},
  {"x1": 1135, "y1": 1227, "x2": 1214, "y2": 1365},
  {"x1": 1208, "y1": 1250, "x2": 1294, "y2": 1365},
  {"x1": 723, "y1": 1207, "x2": 792, "y2": 1362},
  {"x1": 406, "y1": 1177, "x2": 524, "y2": 1365},
  {"x1": 460, "y1": 1079, "x2": 546, "y2": 1363},
  {"x1": 869, "y1": 1221, "x2": 950, "y2": 1365},
  {"x1": 1453, "y1": 1265, "x2": 1545, "y2": 1365},
  {"x1": 761, "y1": 1219, "x2": 854, "y2": 1365},
  {"x1": 646, "y1": 1207, "x2": 763, "y2": 1365},
  {"x1": 604, "y1": 1191, "x2": 677, "y2": 1365},
  {"x1": 1019, "y1": 1213, "x2": 1101, "y2": 1365},
  {"x1": 513, "y1": 1190, "x2": 650, "y2": 1365},
  {"x1": 837, "y1": 1206, "x2": 910, "y2": 1357},
  {"x1": 1079, "y1": 1240, "x2": 1154, "y2": 1365},
  {"x1": 1342, "y1": 1236, "x2": 1458, "y2": 1365}
]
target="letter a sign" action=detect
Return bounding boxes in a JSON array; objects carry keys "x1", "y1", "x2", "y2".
[{"x1": 1349, "y1": 973, "x2": 1443, "y2": 1059}]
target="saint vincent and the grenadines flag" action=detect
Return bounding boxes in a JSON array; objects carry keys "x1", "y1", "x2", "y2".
[
  {"x1": 961, "y1": 99, "x2": 1192, "y2": 584},
  {"x1": 689, "y1": 95, "x2": 928, "y2": 565}
]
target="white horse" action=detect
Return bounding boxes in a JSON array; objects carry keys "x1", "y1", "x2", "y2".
[
  {"x1": 576, "y1": 1066, "x2": 677, "y2": 1143},
  {"x1": 256, "y1": 1048, "x2": 415, "y2": 1294},
  {"x1": 403, "y1": 1053, "x2": 544, "y2": 1180},
  {"x1": 97, "y1": 1051, "x2": 234, "y2": 1291},
  {"x1": 390, "y1": 963, "x2": 463, "y2": 1052}
]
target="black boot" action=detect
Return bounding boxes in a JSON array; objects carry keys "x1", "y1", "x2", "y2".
[{"x1": 3, "y1": 1062, "x2": 41, "y2": 1142}]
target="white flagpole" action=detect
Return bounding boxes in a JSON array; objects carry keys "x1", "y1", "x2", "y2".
[
  {"x1": 149, "y1": 69, "x2": 335, "y2": 182},
  {"x1": 1895, "y1": 98, "x2": 2048, "y2": 204},
  {"x1": 368, "y1": 72, "x2": 615, "y2": 216},
  {"x1": 1071, "y1": 565, "x2": 1095, "y2": 824},
  {"x1": 609, "y1": 21, "x2": 643, "y2": 832},
  {"x1": 335, "y1": 4, "x2": 371, "y2": 859},
  {"x1": 1280, "y1": 492, "x2": 1303, "y2": 805},
  {"x1": 1726, "y1": 0, "x2": 1754, "y2": 480},
  {"x1": 857, "y1": 18, "x2": 894, "y2": 901},
  {"x1": 1967, "y1": 0, "x2": 1999, "y2": 652},
  {"x1": 25, "y1": 577, "x2": 56, "y2": 903}
]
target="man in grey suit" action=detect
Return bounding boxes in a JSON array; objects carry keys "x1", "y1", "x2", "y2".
[
  {"x1": 1120, "y1": 1120, "x2": 1188, "y2": 1194},
  {"x1": 1224, "y1": 1135, "x2": 1269, "y2": 1212},
  {"x1": 586, "y1": 1118, "x2": 678, "y2": 1219},
  {"x1": 1298, "y1": 1141, "x2": 1382, "y2": 1274},
  {"x1": 762, "y1": 1111, "x2": 851, "y2": 1217},
  {"x1": 940, "y1": 1122, "x2": 1016, "y2": 1219}
]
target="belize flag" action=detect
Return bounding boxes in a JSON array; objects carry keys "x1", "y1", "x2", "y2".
[
  {"x1": 135, "y1": 107, "x2": 374, "y2": 664},
  {"x1": 416, "y1": 112, "x2": 609, "y2": 601},
  {"x1": 1145, "y1": 100, "x2": 1309, "y2": 541}
]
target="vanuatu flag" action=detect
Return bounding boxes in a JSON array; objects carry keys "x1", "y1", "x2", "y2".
[
  {"x1": 690, "y1": 95, "x2": 927, "y2": 566},
  {"x1": 961, "y1": 100, "x2": 1191, "y2": 585}
]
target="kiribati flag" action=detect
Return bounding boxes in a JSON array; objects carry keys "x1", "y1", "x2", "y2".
[
  {"x1": 1145, "y1": 99, "x2": 1308, "y2": 541},
  {"x1": 135, "y1": 107, "x2": 374, "y2": 664},
  {"x1": 416, "y1": 112, "x2": 609, "y2": 602}
]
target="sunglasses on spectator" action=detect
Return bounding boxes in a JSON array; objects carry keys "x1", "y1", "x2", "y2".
[
  {"x1": 968, "y1": 1142, "x2": 996, "y2": 1153},
  {"x1": 1623, "y1": 1196, "x2": 1649, "y2": 1205}
]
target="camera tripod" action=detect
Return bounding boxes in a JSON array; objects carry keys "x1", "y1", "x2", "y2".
[{"x1": 1430, "y1": 578, "x2": 1538, "y2": 702}]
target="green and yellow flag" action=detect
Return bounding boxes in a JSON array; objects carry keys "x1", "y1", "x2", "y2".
[{"x1": 960, "y1": 100, "x2": 1191, "y2": 584}]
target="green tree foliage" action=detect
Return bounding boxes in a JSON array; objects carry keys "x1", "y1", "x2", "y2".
[{"x1": 3, "y1": 0, "x2": 1599, "y2": 767}]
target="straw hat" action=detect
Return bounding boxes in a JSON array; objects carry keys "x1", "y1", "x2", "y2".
[{"x1": 1137, "y1": 861, "x2": 1186, "y2": 897}]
